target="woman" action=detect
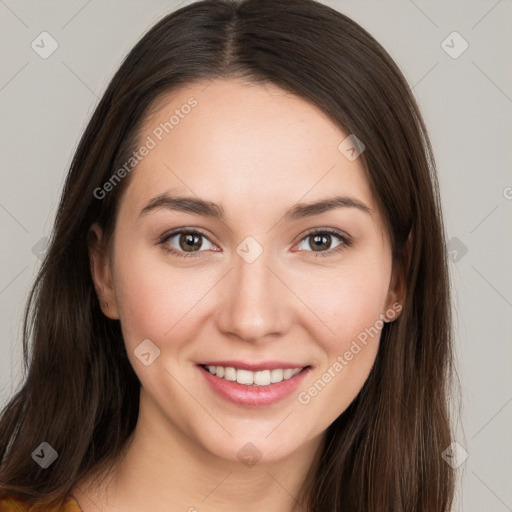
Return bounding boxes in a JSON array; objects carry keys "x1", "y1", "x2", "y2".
[{"x1": 0, "y1": 0, "x2": 456, "y2": 510}]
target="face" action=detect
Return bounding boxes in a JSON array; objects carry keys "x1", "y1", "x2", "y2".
[{"x1": 89, "y1": 78, "x2": 402, "y2": 465}]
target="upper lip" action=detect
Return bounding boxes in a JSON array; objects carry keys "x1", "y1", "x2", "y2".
[{"x1": 199, "y1": 360, "x2": 309, "y2": 371}]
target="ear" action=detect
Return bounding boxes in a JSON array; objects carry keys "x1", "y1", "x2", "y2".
[
  {"x1": 383, "y1": 232, "x2": 411, "y2": 322},
  {"x1": 87, "y1": 223, "x2": 119, "y2": 320},
  {"x1": 383, "y1": 266, "x2": 405, "y2": 322}
]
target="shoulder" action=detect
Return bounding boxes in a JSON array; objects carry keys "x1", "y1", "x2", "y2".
[{"x1": 0, "y1": 493, "x2": 83, "y2": 511}]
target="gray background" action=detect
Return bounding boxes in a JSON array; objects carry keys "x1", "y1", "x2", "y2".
[{"x1": 0, "y1": 1, "x2": 511, "y2": 510}]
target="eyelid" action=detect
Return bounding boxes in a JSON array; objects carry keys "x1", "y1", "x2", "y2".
[
  {"x1": 158, "y1": 228, "x2": 219, "y2": 259},
  {"x1": 292, "y1": 227, "x2": 352, "y2": 254},
  {"x1": 158, "y1": 226, "x2": 352, "y2": 258}
]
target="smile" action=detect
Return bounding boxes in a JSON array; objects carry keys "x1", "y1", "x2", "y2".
[
  {"x1": 201, "y1": 365, "x2": 303, "y2": 387},
  {"x1": 197, "y1": 363, "x2": 311, "y2": 407}
]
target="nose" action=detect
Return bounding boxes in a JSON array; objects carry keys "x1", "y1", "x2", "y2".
[{"x1": 216, "y1": 251, "x2": 292, "y2": 343}]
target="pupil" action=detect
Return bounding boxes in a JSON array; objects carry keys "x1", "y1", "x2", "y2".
[
  {"x1": 311, "y1": 234, "x2": 330, "y2": 251},
  {"x1": 180, "y1": 233, "x2": 201, "y2": 252}
]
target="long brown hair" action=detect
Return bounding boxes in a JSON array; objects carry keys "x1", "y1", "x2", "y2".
[{"x1": 0, "y1": 0, "x2": 456, "y2": 510}]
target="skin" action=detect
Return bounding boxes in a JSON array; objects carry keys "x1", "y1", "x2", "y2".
[{"x1": 74, "y1": 78, "x2": 404, "y2": 512}]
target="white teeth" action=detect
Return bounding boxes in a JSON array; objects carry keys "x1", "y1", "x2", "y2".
[
  {"x1": 204, "y1": 365, "x2": 304, "y2": 386},
  {"x1": 224, "y1": 367, "x2": 236, "y2": 381},
  {"x1": 236, "y1": 369, "x2": 253, "y2": 385},
  {"x1": 254, "y1": 370, "x2": 271, "y2": 386},
  {"x1": 283, "y1": 369, "x2": 294, "y2": 379},
  {"x1": 270, "y1": 369, "x2": 283, "y2": 383}
]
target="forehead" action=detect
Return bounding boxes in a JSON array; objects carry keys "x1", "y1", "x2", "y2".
[{"x1": 120, "y1": 78, "x2": 379, "y2": 228}]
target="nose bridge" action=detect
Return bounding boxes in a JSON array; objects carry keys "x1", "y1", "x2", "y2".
[{"x1": 217, "y1": 246, "x2": 289, "y2": 341}]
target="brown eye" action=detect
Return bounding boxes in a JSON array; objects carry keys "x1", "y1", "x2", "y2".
[
  {"x1": 179, "y1": 233, "x2": 203, "y2": 252},
  {"x1": 309, "y1": 234, "x2": 332, "y2": 251},
  {"x1": 163, "y1": 230, "x2": 215, "y2": 255},
  {"x1": 296, "y1": 230, "x2": 349, "y2": 254}
]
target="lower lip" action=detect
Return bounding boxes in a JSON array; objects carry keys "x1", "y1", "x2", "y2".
[{"x1": 197, "y1": 365, "x2": 311, "y2": 407}]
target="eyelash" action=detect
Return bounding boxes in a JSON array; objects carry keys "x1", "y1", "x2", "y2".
[{"x1": 158, "y1": 228, "x2": 352, "y2": 259}]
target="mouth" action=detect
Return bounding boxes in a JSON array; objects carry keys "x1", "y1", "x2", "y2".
[
  {"x1": 199, "y1": 364, "x2": 309, "y2": 387},
  {"x1": 197, "y1": 362, "x2": 312, "y2": 407}
]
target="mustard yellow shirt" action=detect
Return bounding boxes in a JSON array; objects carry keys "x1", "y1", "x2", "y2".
[{"x1": 0, "y1": 494, "x2": 82, "y2": 511}]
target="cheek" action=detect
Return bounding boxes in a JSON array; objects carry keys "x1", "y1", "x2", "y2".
[
  {"x1": 292, "y1": 262, "x2": 389, "y2": 422},
  {"x1": 291, "y1": 256, "x2": 391, "y2": 354},
  {"x1": 112, "y1": 246, "x2": 222, "y2": 356}
]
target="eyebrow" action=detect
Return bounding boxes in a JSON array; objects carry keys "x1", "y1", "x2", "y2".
[
  {"x1": 138, "y1": 193, "x2": 372, "y2": 221},
  {"x1": 283, "y1": 195, "x2": 372, "y2": 221}
]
